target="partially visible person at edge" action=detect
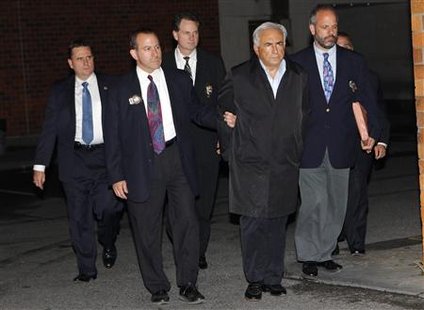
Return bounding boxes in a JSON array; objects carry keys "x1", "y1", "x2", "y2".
[
  {"x1": 162, "y1": 11, "x2": 226, "y2": 270},
  {"x1": 33, "y1": 39, "x2": 123, "y2": 282},
  {"x1": 104, "y1": 28, "x2": 217, "y2": 305},
  {"x1": 290, "y1": 4, "x2": 381, "y2": 278},
  {"x1": 218, "y1": 21, "x2": 310, "y2": 301},
  {"x1": 334, "y1": 31, "x2": 390, "y2": 256}
]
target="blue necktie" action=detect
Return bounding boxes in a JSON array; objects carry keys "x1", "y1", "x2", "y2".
[
  {"x1": 147, "y1": 75, "x2": 165, "y2": 154},
  {"x1": 323, "y1": 53, "x2": 334, "y2": 102},
  {"x1": 82, "y1": 81, "x2": 93, "y2": 145}
]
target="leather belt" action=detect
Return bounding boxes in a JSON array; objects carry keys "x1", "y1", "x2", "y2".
[
  {"x1": 74, "y1": 142, "x2": 104, "y2": 151},
  {"x1": 165, "y1": 137, "x2": 177, "y2": 148}
]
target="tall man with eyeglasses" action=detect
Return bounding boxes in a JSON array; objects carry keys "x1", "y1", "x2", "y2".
[{"x1": 33, "y1": 40, "x2": 123, "y2": 282}]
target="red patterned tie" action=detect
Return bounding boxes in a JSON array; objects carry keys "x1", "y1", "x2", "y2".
[{"x1": 147, "y1": 75, "x2": 165, "y2": 154}]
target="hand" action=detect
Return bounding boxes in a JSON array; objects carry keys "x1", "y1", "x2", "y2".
[
  {"x1": 33, "y1": 170, "x2": 46, "y2": 190},
  {"x1": 112, "y1": 180, "x2": 128, "y2": 200},
  {"x1": 223, "y1": 111, "x2": 237, "y2": 128},
  {"x1": 361, "y1": 137, "x2": 376, "y2": 153},
  {"x1": 374, "y1": 144, "x2": 387, "y2": 160}
]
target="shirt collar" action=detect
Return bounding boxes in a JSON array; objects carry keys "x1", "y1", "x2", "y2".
[
  {"x1": 136, "y1": 65, "x2": 162, "y2": 81},
  {"x1": 313, "y1": 41, "x2": 337, "y2": 58},
  {"x1": 175, "y1": 47, "x2": 197, "y2": 62},
  {"x1": 75, "y1": 72, "x2": 95, "y2": 85},
  {"x1": 258, "y1": 58, "x2": 286, "y2": 79}
]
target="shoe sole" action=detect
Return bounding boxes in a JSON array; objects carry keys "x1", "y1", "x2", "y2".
[
  {"x1": 178, "y1": 296, "x2": 204, "y2": 304},
  {"x1": 152, "y1": 299, "x2": 169, "y2": 305}
]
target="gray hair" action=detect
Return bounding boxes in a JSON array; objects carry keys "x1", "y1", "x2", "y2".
[{"x1": 252, "y1": 22, "x2": 287, "y2": 47}]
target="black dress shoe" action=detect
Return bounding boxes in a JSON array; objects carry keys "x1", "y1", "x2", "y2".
[
  {"x1": 151, "y1": 290, "x2": 169, "y2": 305},
  {"x1": 245, "y1": 282, "x2": 262, "y2": 300},
  {"x1": 102, "y1": 246, "x2": 117, "y2": 269},
  {"x1": 73, "y1": 274, "x2": 97, "y2": 282},
  {"x1": 302, "y1": 262, "x2": 318, "y2": 277},
  {"x1": 179, "y1": 283, "x2": 205, "y2": 304},
  {"x1": 199, "y1": 255, "x2": 208, "y2": 269},
  {"x1": 262, "y1": 284, "x2": 287, "y2": 296},
  {"x1": 318, "y1": 260, "x2": 343, "y2": 271}
]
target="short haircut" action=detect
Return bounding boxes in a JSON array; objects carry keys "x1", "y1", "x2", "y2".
[
  {"x1": 309, "y1": 4, "x2": 338, "y2": 25},
  {"x1": 172, "y1": 11, "x2": 200, "y2": 32},
  {"x1": 130, "y1": 28, "x2": 157, "y2": 49},
  {"x1": 68, "y1": 39, "x2": 91, "y2": 58},
  {"x1": 338, "y1": 31, "x2": 351, "y2": 40},
  {"x1": 252, "y1": 22, "x2": 288, "y2": 47}
]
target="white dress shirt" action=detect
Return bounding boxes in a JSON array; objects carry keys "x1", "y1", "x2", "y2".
[
  {"x1": 34, "y1": 73, "x2": 104, "y2": 172},
  {"x1": 259, "y1": 58, "x2": 286, "y2": 99},
  {"x1": 313, "y1": 42, "x2": 337, "y2": 95},
  {"x1": 74, "y1": 73, "x2": 104, "y2": 145},
  {"x1": 174, "y1": 47, "x2": 197, "y2": 85},
  {"x1": 135, "y1": 66, "x2": 176, "y2": 142}
]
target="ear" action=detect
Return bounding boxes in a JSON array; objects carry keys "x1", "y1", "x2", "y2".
[
  {"x1": 129, "y1": 49, "x2": 138, "y2": 61},
  {"x1": 67, "y1": 59, "x2": 74, "y2": 70},
  {"x1": 253, "y1": 45, "x2": 259, "y2": 57},
  {"x1": 172, "y1": 30, "x2": 179, "y2": 41},
  {"x1": 309, "y1": 24, "x2": 315, "y2": 36}
]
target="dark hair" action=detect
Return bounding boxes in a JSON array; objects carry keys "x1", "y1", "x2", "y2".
[
  {"x1": 172, "y1": 11, "x2": 200, "y2": 32},
  {"x1": 68, "y1": 39, "x2": 91, "y2": 58},
  {"x1": 309, "y1": 4, "x2": 338, "y2": 25},
  {"x1": 129, "y1": 28, "x2": 157, "y2": 49}
]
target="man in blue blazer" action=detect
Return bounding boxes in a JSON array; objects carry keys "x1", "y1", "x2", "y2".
[
  {"x1": 162, "y1": 11, "x2": 226, "y2": 270},
  {"x1": 33, "y1": 40, "x2": 123, "y2": 282},
  {"x1": 290, "y1": 5, "x2": 380, "y2": 277},
  {"x1": 105, "y1": 29, "x2": 215, "y2": 305}
]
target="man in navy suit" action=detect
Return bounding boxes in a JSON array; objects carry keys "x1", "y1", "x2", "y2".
[
  {"x1": 291, "y1": 5, "x2": 380, "y2": 277},
  {"x1": 105, "y1": 29, "x2": 215, "y2": 305},
  {"x1": 33, "y1": 40, "x2": 122, "y2": 282},
  {"x1": 162, "y1": 11, "x2": 226, "y2": 270}
]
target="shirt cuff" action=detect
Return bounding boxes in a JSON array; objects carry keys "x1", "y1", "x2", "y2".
[
  {"x1": 377, "y1": 142, "x2": 387, "y2": 148},
  {"x1": 33, "y1": 165, "x2": 46, "y2": 172}
]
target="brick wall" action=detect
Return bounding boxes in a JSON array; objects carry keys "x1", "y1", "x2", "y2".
[
  {"x1": 410, "y1": 0, "x2": 424, "y2": 262},
  {"x1": 0, "y1": 0, "x2": 220, "y2": 137}
]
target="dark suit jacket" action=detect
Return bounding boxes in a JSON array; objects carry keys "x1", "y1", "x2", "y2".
[
  {"x1": 105, "y1": 67, "x2": 215, "y2": 203},
  {"x1": 34, "y1": 73, "x2": 112, "y2": 182},
  {"x1": 162, "y1": 48, "x2": 226, "y2": 164},
  {"x1": 290, "y1": 46, "x2": 380, "y2": 169},
  {"x1": 217, "y1": 57, "x2": 310, "y2": 218},
  {"x1": 369, "y1": 71, "x2": 390, "y2": 145}
]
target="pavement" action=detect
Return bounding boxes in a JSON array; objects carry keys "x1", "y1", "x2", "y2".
[{"x1": 1, "y1": 132, "x2": 424, "y2": 307}]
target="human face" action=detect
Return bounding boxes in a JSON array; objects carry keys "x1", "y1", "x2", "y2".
[
  {"x1": 309, "y1": 9, "x2": 338, "y2": 50},
  {"x1": 172, "y1": 19, "x2": 199, "y2": 55},
  {"x1": 253, "y1": 28, "x2": 285, "y2": 72},
  {"x1": 337, "y1": 35, "x2": 353, "y2": 50},
  {"x1": 130, "y1": 33, "x2": 162, "y2": 73},
  {"x1": 67, "y1": 46, "x2": 94, "y2": 80}
]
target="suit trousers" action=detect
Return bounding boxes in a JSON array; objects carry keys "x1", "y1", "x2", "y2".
[
  {"x1": 295, "y1": 151, "x2": 349, "y2": 262},
  {"x1": 240, "y1": 215, "x2": 288, "y2": 285},
  {"x1": 127, "y1": 143, "x2": 199, "y2": 294},
  {"x1": 62, "y1": 146, "x2": 122, "y2": 276},
  {"x1": 342, "y1": 149, "x2": 373, "y2": 252},
  {"x1": 195, "y1": 154, "x2": 220, "y2": 258}
]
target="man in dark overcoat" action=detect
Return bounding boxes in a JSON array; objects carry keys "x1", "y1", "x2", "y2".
[{"x1": 218, "y1": 22, "x2": 310, "y2": 301}]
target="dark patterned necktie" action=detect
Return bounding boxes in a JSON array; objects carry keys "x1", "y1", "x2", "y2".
[
  {"x1": 323, "y1": 53, "x2": 334, "y2": 102},
  {"x1": 147, "y1": 75, "x2": 165, "y2": 154},
  {"x1": 183, "y1": 56, "x2": 192, "y2": 78},
  {"x1": 81, "y1": 81, "x2": 93, "y2": 144}
]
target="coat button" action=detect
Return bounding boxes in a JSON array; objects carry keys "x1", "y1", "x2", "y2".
[{"x1": 326, "y1": 108, "x2": 330, "y2": 112}]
